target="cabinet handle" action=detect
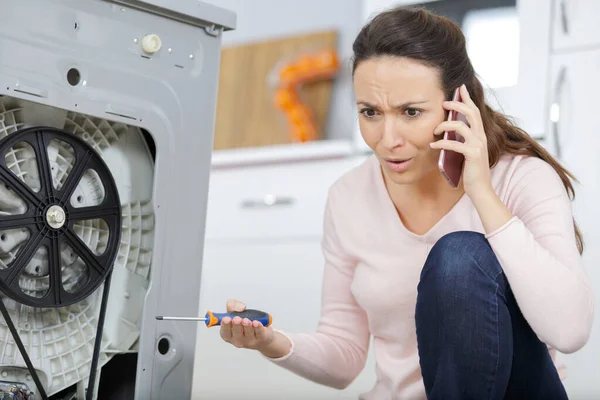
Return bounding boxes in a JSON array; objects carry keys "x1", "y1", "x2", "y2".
[
  {"x1": 560, "y1": 0, "x2": 569, "y2": 34},
  {"x1": 240, "y1": 194, "x2": 295, "y2": 209},
  {"x1": 550, "y1": 65, "x2": 567, "y2": 159}
]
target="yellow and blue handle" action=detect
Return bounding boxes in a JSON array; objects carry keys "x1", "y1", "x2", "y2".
[{"x1": 205, "y1": 309, "x2": 273, "y2": 328}]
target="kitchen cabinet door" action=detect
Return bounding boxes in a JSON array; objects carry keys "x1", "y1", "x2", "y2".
[
  {"x1": 192, "y1": 240, "x2": 377, "y2": 399},
  {"x1": 546, "y1": 49, "x2": 600, "y2": 399},
  {"x1": 205, "y1": 156, "x2": 367, "y2": 241},
  {"x1": 552, "y1": 0, "x2": 600, "y2": 52}
]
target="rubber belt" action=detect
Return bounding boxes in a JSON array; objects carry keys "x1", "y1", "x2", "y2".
[
  {"x1": 0, "y1": 297, "x2": 48, "y2": 400},
  {"x1": 86, "y1": 270, "x2": 113, "y2": 400}
]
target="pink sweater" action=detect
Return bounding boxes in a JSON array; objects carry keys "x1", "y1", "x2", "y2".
[{"x1": 266, "y1": 153, "x2": 594, "y2": 399}]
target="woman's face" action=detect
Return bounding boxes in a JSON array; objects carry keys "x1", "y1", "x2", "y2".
[{"x1": 353, "y1": 56, "x2": 447, "y2": 186}]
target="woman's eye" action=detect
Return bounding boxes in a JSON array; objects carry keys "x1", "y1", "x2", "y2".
[
  {"x1": 360, "y1": 108, "x2": 377, "y2": 118},
  {"x1": 405, "y1": 108, "x2": 421, "y2": 118}
]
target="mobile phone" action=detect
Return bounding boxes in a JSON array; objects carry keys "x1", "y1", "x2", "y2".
[{"x1": 437, "y1": 87, "x2": 469, "y2": 188}]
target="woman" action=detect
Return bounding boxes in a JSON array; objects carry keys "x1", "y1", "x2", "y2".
[{"x1": 218, "y1": 6, "x2": 594, "y2": 400}]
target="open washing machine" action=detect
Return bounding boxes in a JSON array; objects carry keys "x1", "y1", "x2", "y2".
[{"x1": 0, "y1": 1, "x2": 235, "y2": 398}]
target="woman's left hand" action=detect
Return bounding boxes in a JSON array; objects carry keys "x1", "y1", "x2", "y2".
[{"x1": 430, "y1": 84, "x2": 493, "y2": 202}]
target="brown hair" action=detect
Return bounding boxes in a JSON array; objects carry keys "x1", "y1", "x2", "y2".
[{"x1": 351, "y1": 6, "x2": 583, "y2": 253}]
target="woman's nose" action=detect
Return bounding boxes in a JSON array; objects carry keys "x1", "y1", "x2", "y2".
[{"x1": 381, "y1": 117, "x2": 406, "y2": 148}]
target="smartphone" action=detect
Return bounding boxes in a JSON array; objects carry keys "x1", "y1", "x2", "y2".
[{"x1": 437, "y1": 87, "x2": 469, "y2": 188}]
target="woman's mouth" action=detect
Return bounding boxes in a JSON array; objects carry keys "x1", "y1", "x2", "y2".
[{"x1": 385, "y1": 158, "x2": 413, "y2": 172}]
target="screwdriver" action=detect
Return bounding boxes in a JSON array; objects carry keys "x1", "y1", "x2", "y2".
[{"x1": 156, "y1": 309, "x2": 273, "y2": 328}]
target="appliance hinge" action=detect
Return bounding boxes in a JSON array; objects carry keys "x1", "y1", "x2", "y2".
[{"x1": 204, "y1": 24, "x2": 222, "y2": 37}]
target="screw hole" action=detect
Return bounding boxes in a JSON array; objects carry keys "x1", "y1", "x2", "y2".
[
  {"x1": 1, "y1": 234, "x2": 6, "y2": 241},
  {"x1": 77, "y1": 195, "x2": 83, "y2": 203},
  {"x1": 35, "y1": 266, "x2": 40, "y2": 273},
  {"x1": 158, "y1": 338, "x2": 170, "y2": 355},
  {"x1": 74, "y1": 22, "x2": 79, "y2": 30},
  {"x1": 67, "y1": 68, "x2": 81, "y2": 86}
]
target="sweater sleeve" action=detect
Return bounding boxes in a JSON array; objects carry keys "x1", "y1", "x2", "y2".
[
  {"x1": 485, "y1": 159, "x2": 594, "y2": 354},
  {"x1": 264, "y1": 188, "x2": 371, "y2": 389}
]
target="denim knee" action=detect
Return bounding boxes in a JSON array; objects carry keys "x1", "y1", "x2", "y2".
[{"x1": 418, "y1": 231, "x2": 504, "y2": 298}]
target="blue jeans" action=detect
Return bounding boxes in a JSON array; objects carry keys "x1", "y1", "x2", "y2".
[{"x1": 415, "y1": 231, "x2": 568, "y2": 400}]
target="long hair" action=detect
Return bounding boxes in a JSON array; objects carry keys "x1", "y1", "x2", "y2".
[{"x1": 351, "y1": 6, "x2": 583, "y2": 253}]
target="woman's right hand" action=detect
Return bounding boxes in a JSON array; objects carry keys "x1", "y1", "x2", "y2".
[{"x1": 219, "y1": 299, "x2": 292, "y2": 359}]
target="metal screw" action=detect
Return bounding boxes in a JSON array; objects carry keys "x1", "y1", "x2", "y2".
[
  {"x1": 46, "y1": 205, "x2": 66, "y2": 229},
  {"x1": 189, "y1": 54, "x2": 194, "y2": 60},
  {"x1": 48, "y1": 210, "x2": 64, "y2": 223},
  {"x1": 133, "y1": 38, "x2": 138, "y2": 44}
]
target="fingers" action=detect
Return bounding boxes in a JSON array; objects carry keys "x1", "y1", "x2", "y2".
[
  {"x1": 226, "y1": 317, "x2": 261, "y2": 348},
  {"x1": 220, "y1": 315, "x2": 273, "y2": 352},
  {"x1": 430, "y1": 139, "x2": 484, "y2": 160},
  {"x1": 222, "y1": 316, "x2": 242, "y2": 348},
  {"x1": 231, "y1": 316, "x2": 244, "y2": 340},
  {"x1": 219, "y1": 316, "x2": 233, "y2": 341},
  {"x1": 254, "y1": 320, "x2": 269, "y2": 342},
  {"x1": 222, "y1": 299, "x2": 246, "y2": 345},
  {"x1": 433, "y1": 121, "x2": 473, "y2": 143},
  {"x1": 226, "y1": 299, "x2": 246, "y2": 313},
  {"x1": 430, "y1": 139, "x2": 465, "y2": 153},
  {"x1": 441, "y1": 102, "x2": 473, "y2": 127},
  {"x1": 443, "y1": 85, "x2": 483, "y2": 133},
  {"x1": 459, "y1": 84, "x2": 476, "y2": 107},
  {"x1": 242, "y1": 318, "x2": 256, "y2": 339}
]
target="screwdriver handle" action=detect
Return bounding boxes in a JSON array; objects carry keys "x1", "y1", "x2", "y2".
[{"x1": 205, "y1": 309, "x2": 273, "y2": 328}]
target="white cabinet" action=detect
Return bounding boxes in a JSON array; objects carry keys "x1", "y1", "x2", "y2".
[
  {"x1": 205, "y1": 157, "x2": 366, "y2": 241},
  {"x1": 192, "y1": 235, "x2": 377, "y2": 399},
  {"x1": 496, "y1": 0, "x2": 552, "y2": 139},
  {"x1": 552, "y1": 0, "x2": 600, "y2": 52},
  {"x1": 546, "y1": 49, "x2": 600, "y2": 398}
]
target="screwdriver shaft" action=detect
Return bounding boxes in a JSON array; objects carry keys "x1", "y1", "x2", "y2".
[{"x1": 156, "y1": 316, "x2": 208, "y2": 321}]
